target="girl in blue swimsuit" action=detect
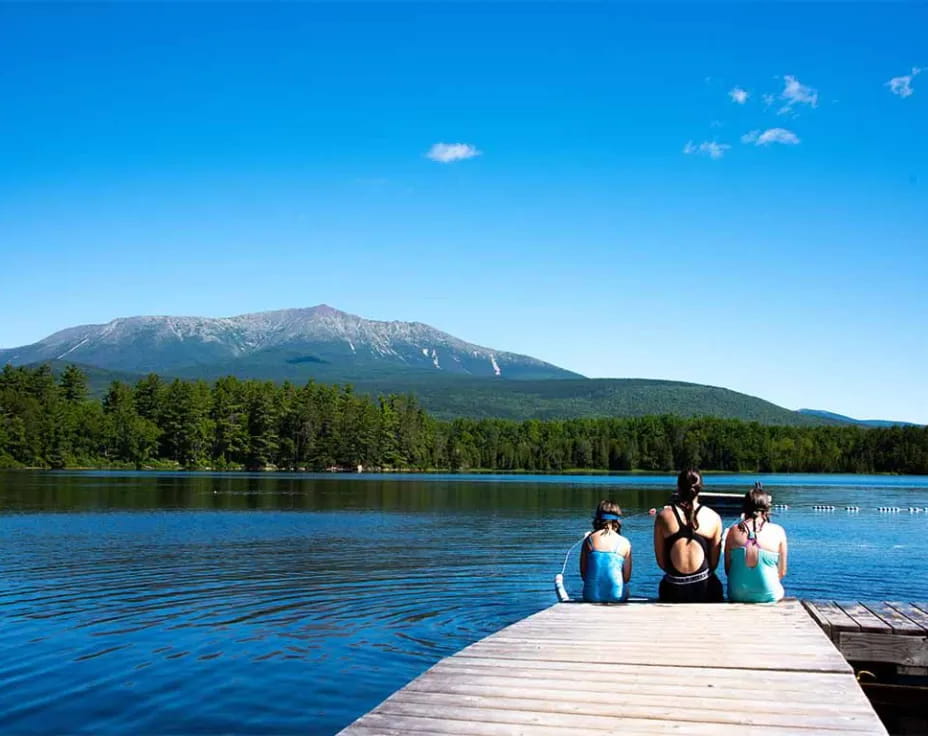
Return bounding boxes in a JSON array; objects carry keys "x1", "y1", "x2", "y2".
[
  {"x1": 580, "y1": 500, "x2": 632, "y2": 602},
  {"x1": 724, "y1": 485, "x2": 788, "y2": 603}
]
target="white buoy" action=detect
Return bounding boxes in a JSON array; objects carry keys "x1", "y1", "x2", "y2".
[{"x1": 554, "y1": 574, "x2": 570, "y2": 603}]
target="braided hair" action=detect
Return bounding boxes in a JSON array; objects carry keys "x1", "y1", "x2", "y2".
[
  {"x1": 738, "y1": 483, "x2": 772, "y2": 535},
  {"x1": 675, "y1": 468, "x2": 703, "y2": 530}
]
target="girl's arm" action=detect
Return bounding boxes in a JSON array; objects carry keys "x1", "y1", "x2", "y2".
[
  {"x1": 579, "y1": 541, "x2": 588, "y2": 579},
  {"x1": 778, "y1": 532, "x2": 788, "y2": 579},
  {"x1": 653, "y1": 515, "x2": 667, "y2": 571},
  {"x1": 707, "y1": 515, "x2": 722, "y2": 571},
  {"x1": 723, "y1": 524, "x2": 732, "y2": 574},
  {"x1": 623, "y1": 544, "x2": 632, "y2": 583}
]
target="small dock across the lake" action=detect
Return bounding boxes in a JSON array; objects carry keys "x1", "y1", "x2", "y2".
[{"x1": 340, "y1": 599, "x2": 890, "y2": 735}]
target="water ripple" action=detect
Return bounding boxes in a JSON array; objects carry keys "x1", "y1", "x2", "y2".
[{"x1": 1, "y1": 472, "x2": 927, "y2": 734}]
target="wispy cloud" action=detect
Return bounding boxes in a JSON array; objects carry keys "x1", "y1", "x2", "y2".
[
  {"x1": 887, "y1": 67, "x2": 922, "y2": 98},
  {"x1": 425, "y1": 142, "x2": 481, "y2": 163},
  {"x1": 729, "y1": 87, "x2": 749, "y2": 104},
  {"x1": 778, "y1": 75, "x2": 818, "y2": 114},
  {"x1": 741, "y1": 128, "x2": 800, "y2": 146},
  {"x1": 683, "y1": 140, "x2": 730, "y2": 159}
]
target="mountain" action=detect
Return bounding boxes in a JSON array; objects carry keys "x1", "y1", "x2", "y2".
[
  {"x1": 798, "y1": 408, "x2": 921, "y2": 428},
  {"x1": 0, "y1": 306, "x2": 863, "y2": 427},
  {"x1": 0, "y1": 305, "x2": 579, "y2": 381}
]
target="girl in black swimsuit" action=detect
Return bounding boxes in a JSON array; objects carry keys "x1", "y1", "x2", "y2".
[{"x1": 654, "y1": 469, "x2": 723, "y2": 603}]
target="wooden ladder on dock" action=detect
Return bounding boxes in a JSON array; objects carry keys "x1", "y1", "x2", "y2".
[{"x1": 340, "y1": 599, "x2": 887, "y2": 735}]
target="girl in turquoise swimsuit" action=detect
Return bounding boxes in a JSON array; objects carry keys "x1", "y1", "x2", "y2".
[
  {"x1": 724, "y1": 485, "x2": 788, "y2": 603},
  {"x1": 580, "y1": 500, "x2": 632, "y2": 602}
]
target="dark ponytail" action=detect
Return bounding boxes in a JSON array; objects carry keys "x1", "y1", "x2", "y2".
[
  {"x1": 676, "y1": 468, "x2": 703, "y2": 530},
  {"x1": 738, "y1": 482, "x2": 772, "y2": 534}
]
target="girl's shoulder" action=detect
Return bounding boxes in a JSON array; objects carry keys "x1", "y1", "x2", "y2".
[
  {"x1": 615, "y1": 534, "x2": 632, "y2": 554},
  {"x1": 700, "y1": 504, "x2": 723, "y2": 522}
]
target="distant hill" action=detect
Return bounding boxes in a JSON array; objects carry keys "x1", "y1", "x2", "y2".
[
  {"x1": 798, "y1": 408, "x2": 921, "y2": 428},
  {"x1": 0, "y1": 305, "x2": 578, "y2": 381},
  {"x1": 356, "y1": 377, "x2": 832, "y2": 425}
]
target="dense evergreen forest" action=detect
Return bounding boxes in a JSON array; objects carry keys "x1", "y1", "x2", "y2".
[{"x1": 1, "y1": 364, "x2": 926, "y2": 474}]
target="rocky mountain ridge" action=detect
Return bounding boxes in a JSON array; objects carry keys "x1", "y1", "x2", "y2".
[{"x1": 0, "y1": 305, "x2": 580, "y2": 380}]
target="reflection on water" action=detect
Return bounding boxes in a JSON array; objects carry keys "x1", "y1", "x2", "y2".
[{"x1": 1, "y1": 471, "x2": 927, "y2": 734}]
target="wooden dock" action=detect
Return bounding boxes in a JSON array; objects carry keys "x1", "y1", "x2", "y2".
[
  {"x1": 340, "y1": 600, "x2": 888, "y2": 735},
  {"x1": 803, "y1": 600, "x2": 928, "y2": 676}
]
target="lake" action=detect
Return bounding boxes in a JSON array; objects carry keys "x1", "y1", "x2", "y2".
[{"x1": 1, "y1": 471, "x2": 927, "y2": 734}]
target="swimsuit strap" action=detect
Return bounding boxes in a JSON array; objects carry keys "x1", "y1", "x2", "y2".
[
  {"x1": 587, "y1": 532, "x2": 624, "y2": 555},
  {"x1": 670, "y1": 504, "x2": 694, "y2": 539},
  {"x1": 744, "y1": 517, "x2": 763, "y2": 547}
]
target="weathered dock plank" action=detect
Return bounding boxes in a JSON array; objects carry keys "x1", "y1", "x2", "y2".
[
  {"x1": 862, "y1": 602, "x2": 925, "y2": 635},
  {"x1": 804, "y1": 600, "x2": 928, "y2": 676},
  {"x1": 884, "y1": 602, "x2": 928, "y2": 631},
  {"x1": 340, "y1": 600, "x2": 887, "y2": 735}
]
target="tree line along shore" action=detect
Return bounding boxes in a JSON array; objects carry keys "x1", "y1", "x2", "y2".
[{"x1": 1, "y1": 364, "x2": 926, "y2": 474}]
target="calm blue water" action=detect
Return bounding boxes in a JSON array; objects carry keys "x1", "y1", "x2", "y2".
[{"x1": 1, "y1": 471, "x2": 927, "y2": 734}]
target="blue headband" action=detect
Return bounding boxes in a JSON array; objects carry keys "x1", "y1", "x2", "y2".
[{"x1": 596, "y1": 513, "x2": 621, "y2": 521}]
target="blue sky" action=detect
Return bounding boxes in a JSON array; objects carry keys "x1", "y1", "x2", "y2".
[{"x1": 1, "y1": 3, "x2": 926, "y2": 422}]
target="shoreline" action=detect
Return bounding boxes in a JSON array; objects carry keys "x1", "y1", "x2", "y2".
[{"x1": 1, "y1": 466, "x2": 922, "y2": 478}]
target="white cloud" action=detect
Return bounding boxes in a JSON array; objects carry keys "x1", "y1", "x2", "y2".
[
  {"x1": 762, "y1": 93, "x2": 776, "y2": 109},
  {"x1": 729, "y1": 87, "x2": 749, "y2": 104},
  {"x1": 778, "y1": 75, "x2": 818, "y2": 114},
  {"x1": 742, "y1": 128, "x2": 800, "y2": 146},
  {"x1": 683, "y1": 140, "x2": 730, "y2": 159},
  {"x1": 425, "y1": 142, "x2": 481, "y2": 163},
  {"x1": 887, "y1": 67, "x2": 922, "y2": 98}
]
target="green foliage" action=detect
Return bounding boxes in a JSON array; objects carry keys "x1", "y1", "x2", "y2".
[
  {"x1": 350, "y1": 377, "x2": 834, "y2": 426},
  {"x1": 35, "y1": 362, "x2": 836, "y2": 426},
  {"x1": 1, "y1": 364, "x2": 927, "y2": 473}
]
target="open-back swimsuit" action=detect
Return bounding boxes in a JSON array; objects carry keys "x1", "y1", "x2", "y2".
[
  {"x1": 727, "y1": 518, "x2": 784, "y2": 603},
  {"x1": 659, "y1": 505, "x2": 722, "y2": 603}
]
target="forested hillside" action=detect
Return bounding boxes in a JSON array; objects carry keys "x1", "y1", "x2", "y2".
[
  {"x1": 353, "y1": 376, "x2": 826, "y2": 425},
  {"x1": 2, "y1": 364, "x2": 926, "y2": 474},
  {"x1": 39, "y1": 362, "x2": 824, "y2": 426}
]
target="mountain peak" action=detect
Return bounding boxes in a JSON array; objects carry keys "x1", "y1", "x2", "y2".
[{"x1": 1, "y1": 306, "x2": 582, "y2": 381}]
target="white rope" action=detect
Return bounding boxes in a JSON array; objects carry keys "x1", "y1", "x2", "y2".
[{"x1": 559, "y1": 535, "x2": 588, "y2": 577}]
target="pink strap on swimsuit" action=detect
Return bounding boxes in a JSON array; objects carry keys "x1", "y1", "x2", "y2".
[{"x1": 743, "y1": 518, "x2": 762, "y2": 546}]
